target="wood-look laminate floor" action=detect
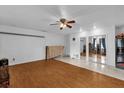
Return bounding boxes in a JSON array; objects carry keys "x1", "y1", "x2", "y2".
[{"x1": 9, "y1": 59, "x2": 124, "y2": 88}]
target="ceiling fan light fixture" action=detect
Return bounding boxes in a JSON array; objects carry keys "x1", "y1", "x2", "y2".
[
  {"x1": 60, "y1": 23, "x2": 66, "y2": 28},
  {"x1": 60, "y1": 27, "x2": 63, "y2": 30},
  {"x1": 50, "y1": 18, "x2": 75, "y2": 30}
]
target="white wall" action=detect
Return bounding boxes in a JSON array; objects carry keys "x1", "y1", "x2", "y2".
[
  {"x1": 0, "y1": 34, "x2": 45, "y2": 65},
  {"x1": 0, "y1": 25, "x2": 65, "y2": 65},
  {"x1": 69, "y1": 26, "x2": 116, "y2": 66},
  {"x1": 64, "y1": 34, "x2": 70, "y2": 56},
  {"x1": 66, "y1": 7, "x2": 124, "y2": 66},
  {"x1": 70, "y1": 33, "x2": 80, "y2": 59}
]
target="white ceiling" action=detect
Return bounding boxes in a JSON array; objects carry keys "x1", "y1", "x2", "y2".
[{"x1": 0, "y1": 5, "x2": 124, "y2": 34}]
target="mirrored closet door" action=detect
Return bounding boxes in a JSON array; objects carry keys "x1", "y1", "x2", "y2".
[{"x1": 89, "y1": 35, "x2": 106, "y2": 64}]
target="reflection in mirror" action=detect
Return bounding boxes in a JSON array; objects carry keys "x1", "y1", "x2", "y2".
[
  {"x1": 80, "y1": 37, "x2": 86, "y2": 60},
  {"x1": 89, "y1": 35, "x2": 106, "y2": 64}
]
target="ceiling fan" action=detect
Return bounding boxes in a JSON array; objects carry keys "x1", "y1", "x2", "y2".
[{"x1": 50, "y1": 18, "x2": 76, "y2": 30}]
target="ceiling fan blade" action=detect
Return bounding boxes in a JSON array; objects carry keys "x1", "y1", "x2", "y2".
[
  {"x1": 67, "y1": 20, "x2": 75, "y2": 23},
  {"x1": 50, "y1": 23, "x2": 58, "y2": 25},
  {"x1": 66, "y1": 24, "x2": 72, "y2": 28}
]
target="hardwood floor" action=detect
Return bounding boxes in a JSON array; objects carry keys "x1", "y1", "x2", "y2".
[{"x1": 9, "y1": 59, "x2": 124, "y2": 88}]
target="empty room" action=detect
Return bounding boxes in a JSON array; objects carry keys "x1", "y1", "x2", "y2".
[{"x1": 0, "y1": 5, "x2": 124, "y2": 88}]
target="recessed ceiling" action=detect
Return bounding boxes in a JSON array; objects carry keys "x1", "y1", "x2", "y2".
[{"x1": 0, "y1": 5, "x2": 124, "y2": 34}]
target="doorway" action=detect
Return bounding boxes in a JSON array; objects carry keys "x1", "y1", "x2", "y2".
[{"x1": 80, "y1": 37, "x2": 86, "y2": 60}]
